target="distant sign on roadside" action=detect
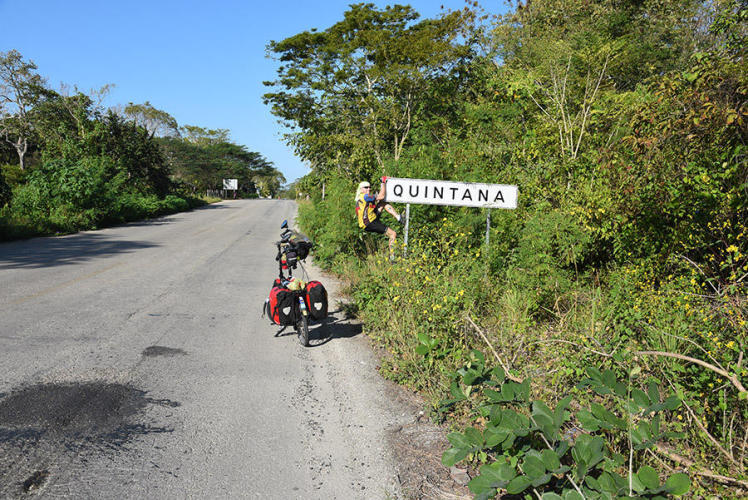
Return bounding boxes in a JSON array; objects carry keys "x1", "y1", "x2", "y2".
[
  {"x1": 384, "y1": 177, "x2": 517, "y2": 209},
  {"x1": 223, "y1": 178, "x2": 238, "y2": 190}
]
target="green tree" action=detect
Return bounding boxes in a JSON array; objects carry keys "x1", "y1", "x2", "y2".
[
  {"x1": 123, "y1": 101, "x2": 179, "y2": 138},
  {"x1": 264, "y1": 3, "x2": 472, "y2": 178},
  {"x1": 0, "y1": 50, "x2": 49, "y2": 170}
]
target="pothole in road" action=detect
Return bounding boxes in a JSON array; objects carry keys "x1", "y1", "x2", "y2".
[
  {"x1": 142, "y1": 346, "x2": 187, "y2": 357},
  {"x1": 0, "y1": 382, "x2": 177, "y2": 446}
]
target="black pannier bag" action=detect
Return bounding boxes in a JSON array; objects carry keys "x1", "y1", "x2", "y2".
[
  {"x1": 268, "y1": 285, "x2": 296, "y2": 326},
  {"x1": 304, "y1": 281, "x2": 328, "y2": 321}
]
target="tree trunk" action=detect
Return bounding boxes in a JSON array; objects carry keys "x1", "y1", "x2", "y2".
[{"x1": 15, "y1": 137, "x2": 27, "y2": 171}]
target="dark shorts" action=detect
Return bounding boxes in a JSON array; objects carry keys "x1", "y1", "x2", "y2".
[{"x1": 364, "y1": 219, "x2": 388, "y2": 234}]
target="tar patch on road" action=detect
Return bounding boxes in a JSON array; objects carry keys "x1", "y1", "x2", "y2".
[
  {"x1": 142, "y1": 345, "x2": 187, "y2": 357},
  {"x1": 22, "y1": 469, "x2": 49, "y2": 492},
  {"x1": 0, "y1": 382, "x2": 178, "y2": 496}
]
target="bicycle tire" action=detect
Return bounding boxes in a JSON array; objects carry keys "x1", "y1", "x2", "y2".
[{"x1": 297, "y1": 315, "x2": 309, "y2": 347}]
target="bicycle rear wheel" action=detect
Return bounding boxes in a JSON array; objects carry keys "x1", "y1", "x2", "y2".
[{"x1": 297, "y1": 315, "x2": 309, "y2": 347}]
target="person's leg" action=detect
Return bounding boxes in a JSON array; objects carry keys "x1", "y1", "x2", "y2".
[
  {"x1": 376, "y1": 200, "x2": 401, "y2": 223},
  {"x1": 383, "y1": 203, "x2": 401, "y2": 221},
  {"x1": 386, "y1": 227, "x2": 397, "y2": 260}
]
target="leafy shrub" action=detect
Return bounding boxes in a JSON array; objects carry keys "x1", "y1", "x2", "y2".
[
  {"x1": 11, "y1": 156, "x2": 125, "y2": 231},
  {"x1": 0, "y1": 168, "x2": 10, "y2": 209}
]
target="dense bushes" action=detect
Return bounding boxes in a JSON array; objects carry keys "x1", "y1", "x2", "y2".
[
  {"x1": 281, "y1": 1, "x2": 746, "y2": 496},
  {"x1": 0, "y1": 155, "x2": 206, "y2": 240}
]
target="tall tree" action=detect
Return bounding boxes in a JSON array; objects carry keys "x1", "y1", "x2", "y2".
[
  {"x1": 0, "y1": 50, "x2": 48, "y2": 170},
  {"x1": 264, "y1": 3, "x2": 472, "y2": 178},
  {"x1": 123, "y1": 101, "x2": 180, "y2": 138}
]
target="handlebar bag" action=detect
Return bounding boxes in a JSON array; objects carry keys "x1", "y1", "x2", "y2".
[
  {"x1": 304, "y1": 281, "x2": 328, "y2": 321},
  {"x1": 269, "y1": 285, "x2": 296, "y2": 326}
]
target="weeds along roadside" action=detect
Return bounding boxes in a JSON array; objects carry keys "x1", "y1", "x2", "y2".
[
  {"x1": 0, "y1": 190, "x2": 218, "y2": 241},
  {"x1": 297, "y1": 194, "x2": 747, "y2": 498}
]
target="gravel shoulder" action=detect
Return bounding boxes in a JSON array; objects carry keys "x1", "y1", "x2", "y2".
[{"x1": 306, "y1": 262, "x2": 471, "y2": 500}]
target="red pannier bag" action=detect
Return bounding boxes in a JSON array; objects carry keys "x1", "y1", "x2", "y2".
[
  {"x1": 267, "y1": 285, "x2": 296, "y2": 326},
  {"x1": 304, "y1": 281, "x2": 328, "y2": 321}
]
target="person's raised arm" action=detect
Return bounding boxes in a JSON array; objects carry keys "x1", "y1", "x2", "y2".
[{"x1": 375, "y1": 176, "x2": 388, "y2": 202}]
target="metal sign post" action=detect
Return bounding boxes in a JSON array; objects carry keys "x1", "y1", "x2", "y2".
[
  {"x1": 486, "y1": 209, "x2": 491, "y2": 247},
  {"x1": 403, "y1": 204, "x2": 410, "y2": 257}
]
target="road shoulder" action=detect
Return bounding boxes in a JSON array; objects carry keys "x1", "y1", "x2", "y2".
[{"x1": 305, "y1": 260, "x2": 471, "y2": 499}]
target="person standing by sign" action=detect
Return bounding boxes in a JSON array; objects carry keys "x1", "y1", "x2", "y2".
[{"x1": 355, "y1": 178, "x2": 403, "y2": 260}]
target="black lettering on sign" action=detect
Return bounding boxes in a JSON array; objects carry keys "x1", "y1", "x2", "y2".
[
  {"x1": 450, "y1": 187, "x2": 458, "y2": 199},
  {"x1": 462, "y1": 189, "x2": 472, "y2": 201},
  {"x1": 409, "y1": 185, "x2": 419, "y2": 197},
  {"x1": 433, "y1": 187, "x2": 443, "y2": 199},
  {"x1": 494, "y1": 190, "x2": 504, "y2": 203},
  {"x1": 424, "y1": 186, "x2": 428, "y2": 198},
  {"x1": 478, "y1": 189, "x2": 488, "y2": 202},
  {"x1": 393, "y1": 184, "x2": 403, "y2": 197}
]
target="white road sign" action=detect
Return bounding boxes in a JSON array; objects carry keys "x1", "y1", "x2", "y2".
[
  {"x1": 384, "y1": 177, "x2": 517, "y2": 209},
  {"x1": 223, "y1": 178, "x2": 238, "y2": 190}
]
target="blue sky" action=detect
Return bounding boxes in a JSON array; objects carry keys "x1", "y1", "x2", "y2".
[{"x1": 0, "y1": 0, "x2": 507, "y2": 183}]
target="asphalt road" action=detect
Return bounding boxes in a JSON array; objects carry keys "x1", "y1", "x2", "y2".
[{"x1": 0, "y1": 200, "x2": 409, "y2": 499}]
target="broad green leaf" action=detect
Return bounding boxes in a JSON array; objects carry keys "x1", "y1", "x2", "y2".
[
  {"x1": 585, "y1": 476, "x2": 601, "y2": 491},
  {"x1": 577, "y1": 409, "x2": 602, "y2": 431},
  {"x1": 484, "y1": 388, "x2": 505, "y2": 402},
  {"x1": 647, "y1": 378, "x2": 661, "y2": 404},
  {"x1": 542, "y1": 494, "x2": 562, "y2": 500},
  {"x1": 541, "y1": 449, "x2": 561, "y2": 471},
  {"x1": 415, "y1": 345, "x2": 430, "y2": 356},
  {"x1": 515, "y1": 379, "x2": 531, "y2": 402},
  {"x1": 484, "y1": 428, "x2": 510, "y2": 448},
  {"x1": 632, "y1": 388, "x2": 651, "y2": 408},
  {"x1": 532, "y1": 400, "x2": 554, "y2": 422},
  {"x1": 585, "y1": 367, "x2": 602, "y2": 382},
  {"x1": 442, "y1": 446, "x2": 468, "y2": 467},
  {"x1": 631, "y1": 471, "x2": 646, "y2": 493},
  {"x1": 590, "y1": 403, "x2": 626, "y2": 429},
  {"x1": 447, "y1": 432, "x2": 471, "y2": 449},
  {"x1": 598, "y1": 471, "x2": 623, "y2": 494},
  {"x1": 602, "y1": 369, "x2": 616, "y2": 388},
  {"x1": 467, "y1": 475, "x2": 499, "y2": 496},
  {"x1": 464, "y1": 427, "x2": 484, "y2": 446},
  {"x1": 470, "y1": 349, "x2": 485, "y2": 365},
  {"x1": 637, "y1": 465, "x2": 660, "y2": 490},
  {"x1": 462, "y1": 369, "x2": 480, "y2": 386},
  {"x1": 500, "y1": 383, "x2": 516, "y2": 401},
  {"x1": 663, "y1": 395, "x2": 681, "y2": 410},
  {"x1": 480, "y1": 461, "x2": 517, "y2": 482},
  {"x1": 664, "y1": 473, "x2": 690, "y2": 495},
  {"x1": 521, "y1": 455, "x2": 546, "y2": 480},
  {"x1": 574, "y1": 459, "x2": 589, "y2": 481},
  {"x1": 614, "y1": 382, "x2": 628, "y2": 397},
  {"x1": 532, "y1": 473, "x2": 552, "y2": 487},
  {"x1": 563, "y1": 490, "x2": 584, "y2": 500},
  {"x1": 449, "y1": 381, "x2": 466, "y2": 400},
  {"x1": 555, "y1": 395, "x2": 573, "y2": 426},
  {"x1": 491, "y1": 366, "x2": 506, "y2": 383},
  {"x1": 506, "y1": 475, "x2": 533, "y2": 495}
]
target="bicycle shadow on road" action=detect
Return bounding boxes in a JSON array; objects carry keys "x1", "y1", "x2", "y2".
[
  {"x1": 310, "y1": 311, "x2": 362, "y2": 347},
  {"x1": 272, "y1": 310, "x2": 362, "y2": 347}
]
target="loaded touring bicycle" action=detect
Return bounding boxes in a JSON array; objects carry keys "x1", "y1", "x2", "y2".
[{"x1": 263, "y1": 220, "x2": 328, "y2": 346}]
